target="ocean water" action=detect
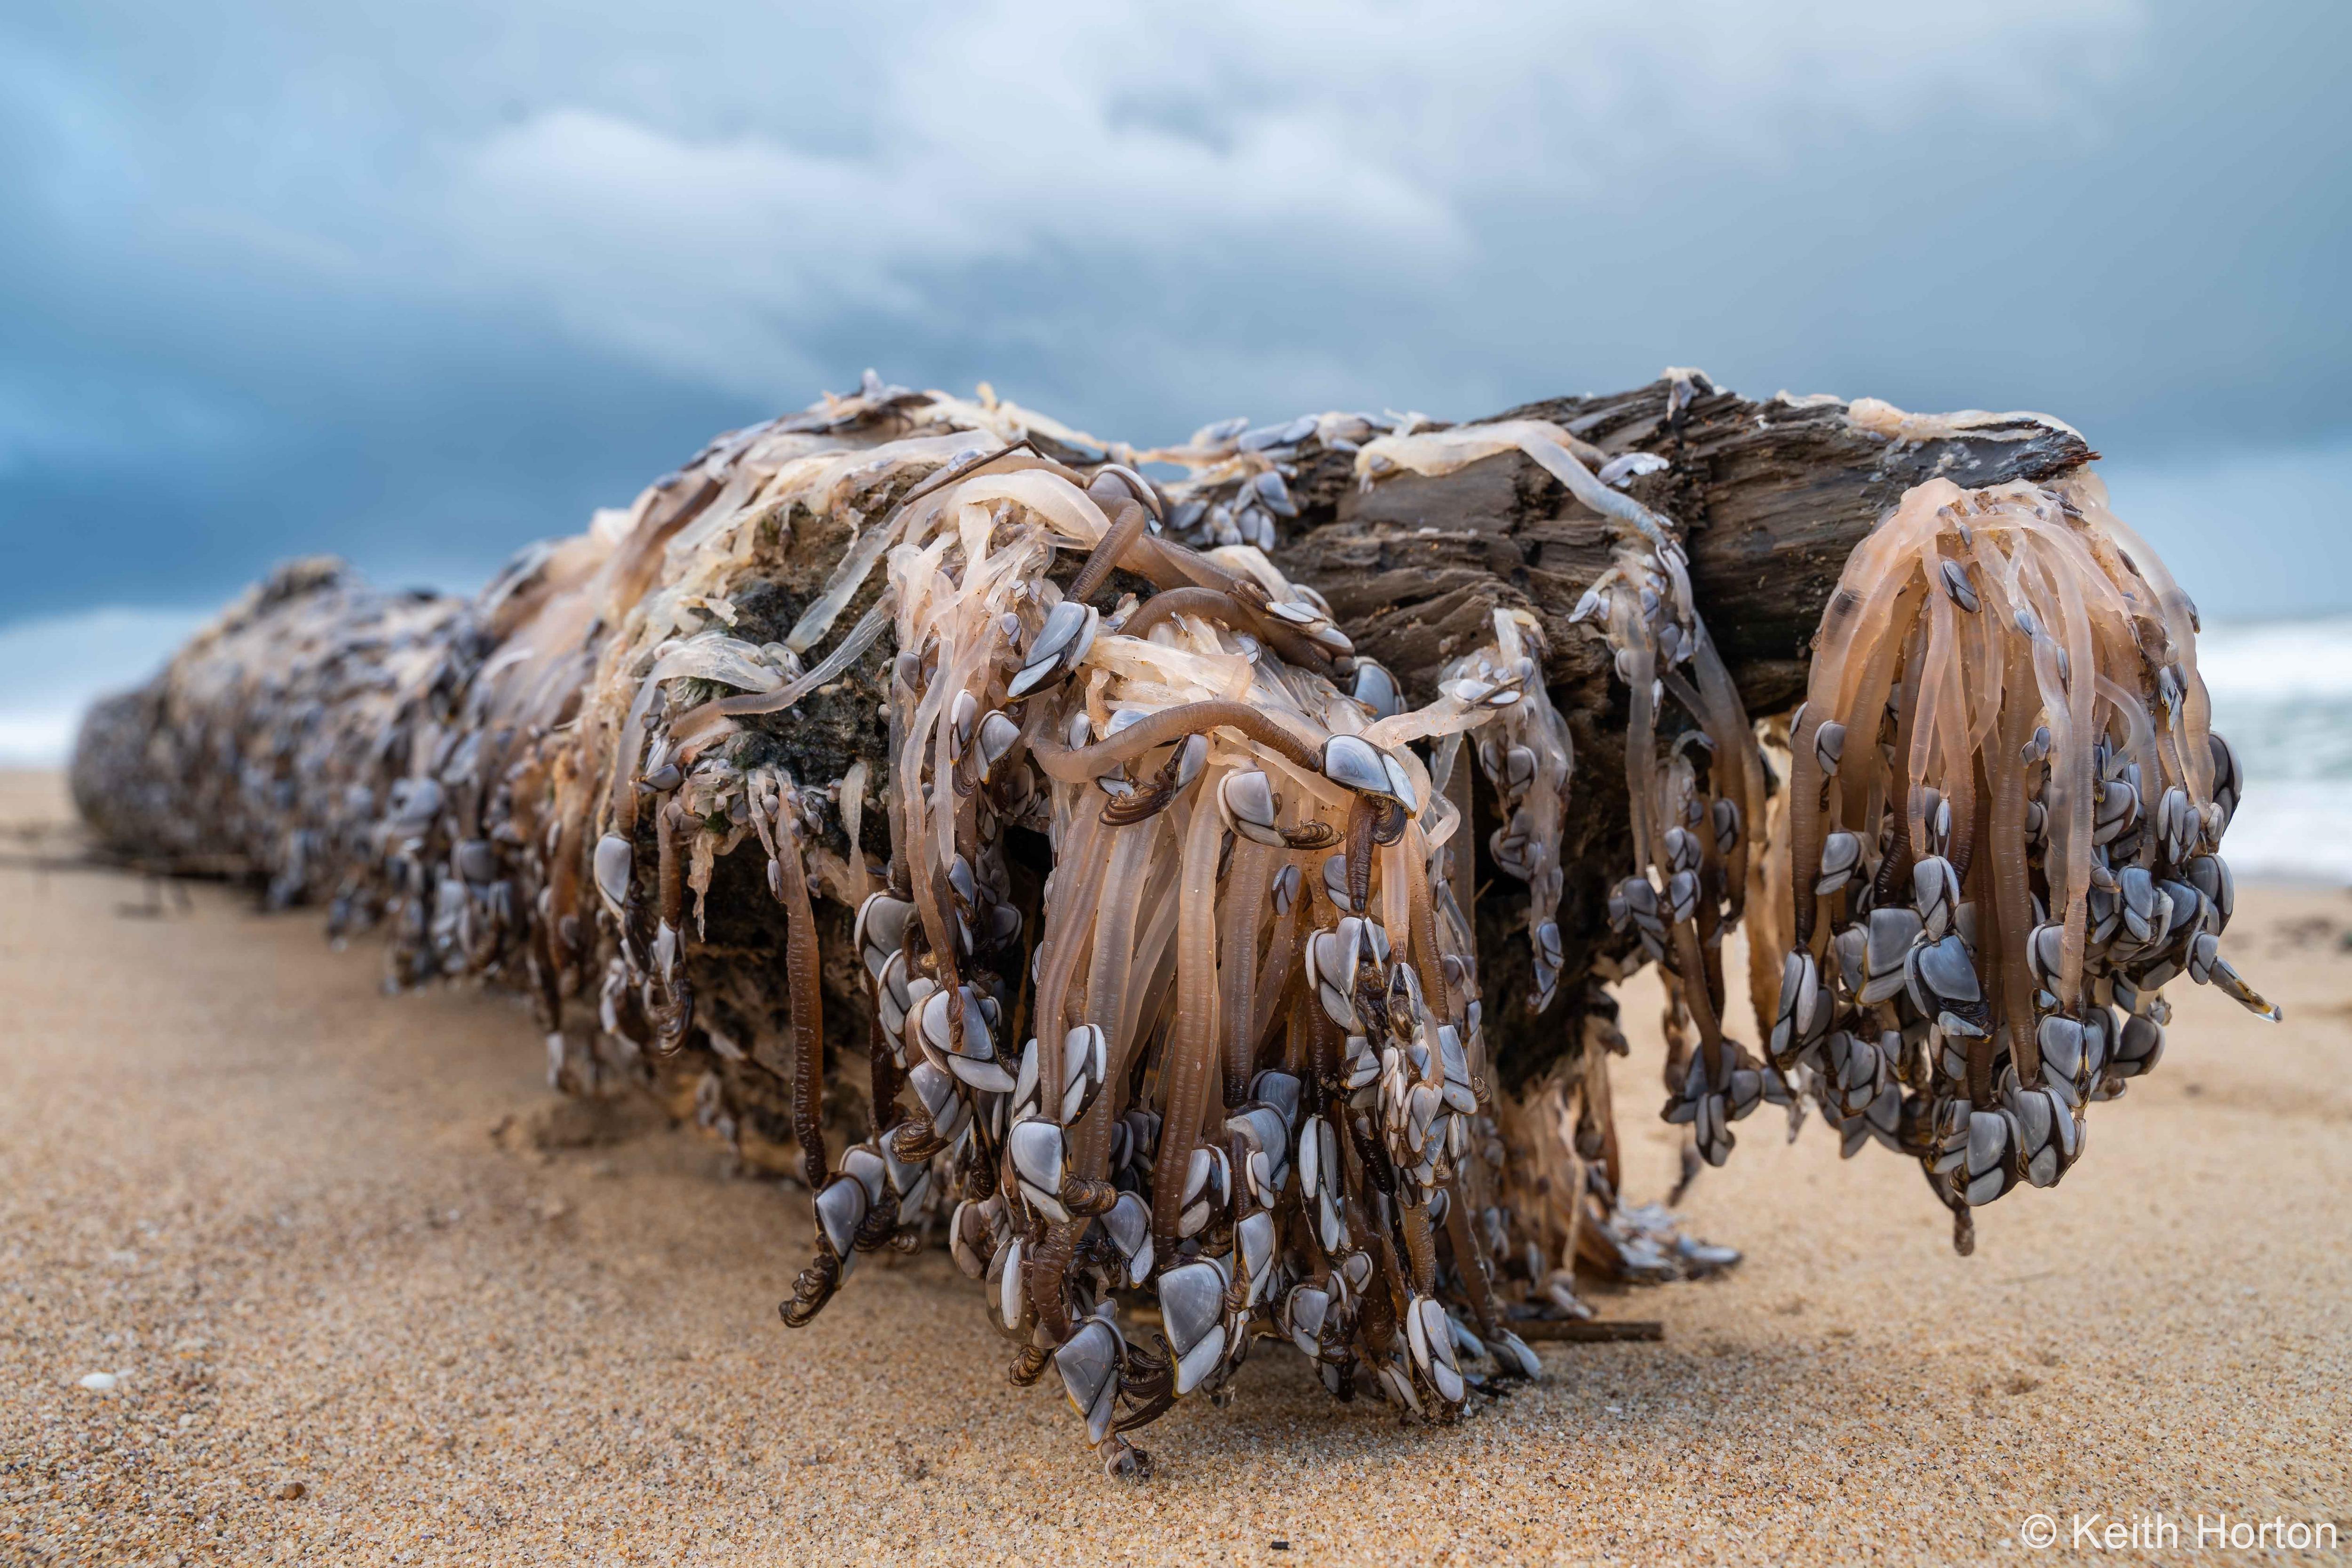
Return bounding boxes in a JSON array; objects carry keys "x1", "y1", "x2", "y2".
[
  {"x1": 1, "y1": 605, "x2": 2346, "y2": 882},
  {"x1": 2196, "y1": 618, "x2": 2352, "y2": 885},
  {"x1": 0, "y1": 607, "x2": 208, "y2": 765}
]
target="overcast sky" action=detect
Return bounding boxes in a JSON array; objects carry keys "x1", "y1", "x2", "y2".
[{"x1": 2, "y1": 0, "x2": 2346, "y2": 754}]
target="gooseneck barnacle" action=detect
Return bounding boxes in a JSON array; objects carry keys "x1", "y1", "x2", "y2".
[
  {"x1": 72, "y1": 371, "x2": 2270, "y2": 1474},
  {"x1": 1766, "y1": 473, "x2": 2271, "y2": 1246}
]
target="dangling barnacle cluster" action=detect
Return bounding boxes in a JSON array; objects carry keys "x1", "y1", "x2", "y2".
[
  {"x1": 1772, "y1": 474, "x2": 2274, "y2": 1248},
  {"x1": 1347, "y1": 414, "x2": 1775, "y2": 1223},
  {"x1": 1442, "y1": 610, "x2": 1575, "y2": 1013},
  {"x1": 1574, "y1": 525, "x2": 1782, "y2": 1177},
  {"x1": 802, "y1": 431, "x2": 1600, "y2": 1475}
]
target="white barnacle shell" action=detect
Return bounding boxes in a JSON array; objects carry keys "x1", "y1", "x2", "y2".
[
  {"x1": 1813, "y1": 720, "x2": 1846, "y2": 775},
  {"x1": 1320, "y1": 733, "x2": 1392, "y2": 796},
  {"x1": 1010, "y1": 600, "x2": 1098, "y2": 698},
  {"x1": 1007, "y1": 1116, "x2": 1066, "y2": 1193},
  {"x1": 1350, "y1": 660, "x2": 1404, "y2": 719},
  {"x1": 594, "y1": 833, "x2": 633, "y2": 909},
  {"x1": 1218, "y1": 768, "x2": 1285, "y2": 845}
]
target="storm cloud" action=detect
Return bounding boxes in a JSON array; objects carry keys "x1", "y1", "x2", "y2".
[{"x1": 2, "y1": 0, "x2": 2346, "y2": 756}]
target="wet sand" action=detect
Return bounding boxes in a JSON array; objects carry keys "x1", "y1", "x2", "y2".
[{"x1": 2, "y1": 767, "x2": 2346, "y2": 1565}]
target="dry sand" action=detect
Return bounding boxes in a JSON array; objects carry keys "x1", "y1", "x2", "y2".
[{"x1": 2, "y1": 766, "x2": 2347, "y2": 1566}]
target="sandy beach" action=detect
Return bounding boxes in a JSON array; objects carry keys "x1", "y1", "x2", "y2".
[{"x1": 2, "y1": 766, "x2": 2345, "y2": 1566}]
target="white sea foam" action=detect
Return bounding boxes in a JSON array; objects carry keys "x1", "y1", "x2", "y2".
[
  {"x1": 2211, "y1": 782, "x2": 2352, "y2": 886},
  {"x1": 2198, "y1": 618, "x2": 2352, "y2": 703},
  {"x1": 2198, "y1": 618, "x2": 2352, "y2": 883}
]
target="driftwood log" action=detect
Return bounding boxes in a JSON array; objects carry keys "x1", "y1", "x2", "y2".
[
  {"x1": 77, "y1": 368, "x2": 2226, "y2": 1467},
  {"x1": 74, "y1": 371, "x2": 2093, "y2": 1094}
]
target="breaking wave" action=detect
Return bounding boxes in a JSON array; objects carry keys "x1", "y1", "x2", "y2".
[{"x1": 2200, "y1": 617, "x2": 2352, "y2": 883}]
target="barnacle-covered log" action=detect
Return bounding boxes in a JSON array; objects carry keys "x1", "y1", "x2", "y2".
[{"x1": 73, "y1": 369, "x2": 2259, "y2": 1469}]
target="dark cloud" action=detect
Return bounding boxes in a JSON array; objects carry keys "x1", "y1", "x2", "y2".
[{"x1": 1, "y1": 0, "x2": 2345, "y2": 630}]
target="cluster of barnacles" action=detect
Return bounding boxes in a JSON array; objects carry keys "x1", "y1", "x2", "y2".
[
  {"x1": 1138, "y1": 411, "x2": 1427, "y2": 553},
  {"x1": 1361, "y1": 410, "x2": 1785, "y2": 1212},
  {"x1": 783, "y1": 430, "x2": 1592, "y2": 1473},
  {"x1": 1445, "y1": 611, "x2": 1575, "y2": 1012},
  {"x1": 1576, "y1": 525, "x2": 1784, "y2": 1182},
  {"x1": 73, "y1": 370, "x2": 2271, "y2": 1473},
  {"x1": 1770, "y1": 475, "x2": 2273, "y2": 1247}
]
